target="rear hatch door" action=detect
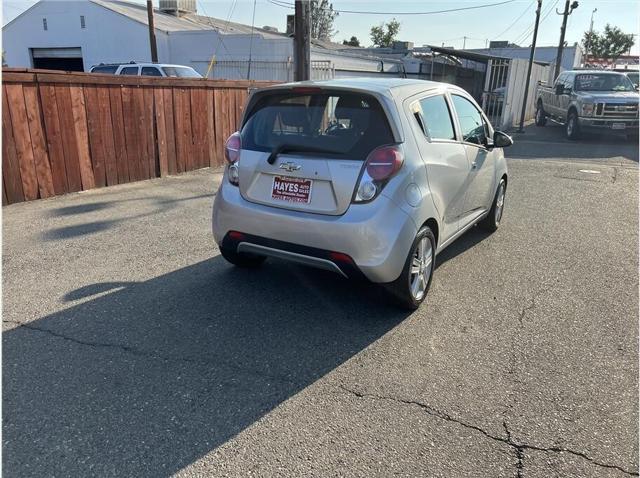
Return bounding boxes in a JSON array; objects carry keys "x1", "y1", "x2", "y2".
[{"x1": 237, "y1": 89, "x2": 395, "y2": 216}]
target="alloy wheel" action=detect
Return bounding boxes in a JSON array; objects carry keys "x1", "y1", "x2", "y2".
[
  {"x1": 410, "y1": 237, "x2": 433, "y2": 301},
  {"x1": 495, "y1": 183, "x2": 505, "y2": 224}
]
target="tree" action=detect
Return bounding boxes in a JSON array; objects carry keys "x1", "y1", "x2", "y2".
[
  {"x1": 342, "y1": 36, "x2": 360, "y2": 47},
  {"x1": 370, "y1": 19, "x2": 400, "y2": 48},
  {"x1": 310, "y1": 0, "x2": 338, "y2": 41},
  {"x1": 581, "y1": 24, "x2": 635, "y2": 61}
]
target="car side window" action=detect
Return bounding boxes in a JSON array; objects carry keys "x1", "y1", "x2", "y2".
[
  {"x1": 451, "y1": 95, "x2": 486, "y2": 146},
  {"x1": 416, "y1": 95, "x2": 456, "y2": 141},
  {"x1": 91, "y1": 65, "x2": 118, "y2": 74},
  {"x1": 141, "y1": 66, "x2": 163, "y2": 77},
  {"x1": 120, "y1": 66, "x2": 139, "y2": 75},
  {"x1": 555, "y1": 73, "x2": 566, "y2": 88}
]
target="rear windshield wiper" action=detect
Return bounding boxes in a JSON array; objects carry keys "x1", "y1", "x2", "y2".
[{"x1": 267, "y1": 144, "x2": 340, "y2": 164}]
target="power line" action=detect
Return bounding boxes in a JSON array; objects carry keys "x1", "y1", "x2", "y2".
[
  {"x1": 247, "y1": 0, "x2": 257, "y2": 80},
  {"x1": 201, "y1": 0, "x2": 240, "y2": 78},
  {"x1": 512, "y1": 0, "x2": 558, "y2": 46},
  {"x1": 494, "y1": 0, "x2": 534, "y2": 40},
  {"x1": 266, "y1": 0, "x2": 518, "y2": 15}
]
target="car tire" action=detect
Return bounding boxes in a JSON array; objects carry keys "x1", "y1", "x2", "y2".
[
  {"x1": 566, "y1": 110, "x2": 580, "y2": 140},
  {"x1": 220, "y1": 247, "x2": 266, "y2": 268},
  {"x1": 535, "y1": 102, "x2": 547, "y2": 126},
  {"x1": 385, "y1": 226, "x2": 436, "y2": 310},
  {"x1": 479, "y1": 179, "x2": 506, "y2": 233}
]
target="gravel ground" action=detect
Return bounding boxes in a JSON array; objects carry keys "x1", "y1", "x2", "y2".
[{"x1": 3, "y1": 149, "x2": 638, "y2": 477}]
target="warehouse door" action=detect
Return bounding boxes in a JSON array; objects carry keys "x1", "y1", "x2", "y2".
[{"x1": 31, "y1": 47, "x2": 84, "y2": 71}]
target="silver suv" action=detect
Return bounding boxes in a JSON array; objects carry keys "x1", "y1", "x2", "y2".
[
  {"x1": 212, "y1": 78, "x2": 511, "y2": 309},
  {"x1": 90, "y1": 62, "x2": 202, "y2": 78}
]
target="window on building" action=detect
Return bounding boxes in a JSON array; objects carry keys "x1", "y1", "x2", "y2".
[
  {"x1": 43, "y1": 18, "x2": 48, "y2": 31},
  {"x1": 80, "y1": 15, "x2": 86, "y2": 29},
  {"x1": 141, "y1": 66, "x2": 163, "y2": 77},
  {"x1": 416, "y1": 95, "x2": 456, "y2": 141}
]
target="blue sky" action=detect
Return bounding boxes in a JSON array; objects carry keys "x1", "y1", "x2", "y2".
[{"x1": 3, "y1": 0, "x2": 639, "y2": 53}]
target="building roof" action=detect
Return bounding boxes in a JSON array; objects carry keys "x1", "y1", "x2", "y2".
[
  {"x1": 91, "y1": 0, "x2": 402, "y2": 64},
  {"x1": 91, "y1": 0, "x2": 286, "y2": 37},
  {"x1": 427, "y1": 45, "x2": 510, "y2": 62}
]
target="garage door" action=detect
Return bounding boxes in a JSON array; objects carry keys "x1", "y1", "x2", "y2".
[{"x1": 31, "y1": 47, "x2": 84, "y2": 71}]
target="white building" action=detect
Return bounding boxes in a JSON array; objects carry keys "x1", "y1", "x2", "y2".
[{"x1": 2, "y1": 0, "x2": 402, "y2": 80}]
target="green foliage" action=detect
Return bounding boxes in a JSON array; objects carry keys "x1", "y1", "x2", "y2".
[
  {"x1": 342, "y1": 36, "x2": 360, "y2": 47},
  {"x1": 582, "y1": 24, "x2": 635, "y2": 60},
  {"x1": 310, "y1": 0, "x2": 338, "y2": 40},
  {"x1": 370, "y1": 19, "x2": 400, "y2": 48}
]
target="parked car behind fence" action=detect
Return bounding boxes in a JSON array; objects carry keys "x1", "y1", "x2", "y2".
[{"x1": 90, "y1": 62, "x2": 202, "y2": 78}]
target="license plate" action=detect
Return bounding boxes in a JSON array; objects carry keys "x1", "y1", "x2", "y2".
[
  {"x1": 272, "y1": 176, "x2": 312, "y2": 204},
  {"x1": 612, "y1": 123, "x2": 626, "y2": 130}
]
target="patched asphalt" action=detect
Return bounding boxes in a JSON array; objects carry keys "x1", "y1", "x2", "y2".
[{"x1": 3, "y1": 135, "x2": 638, "y2": 477}]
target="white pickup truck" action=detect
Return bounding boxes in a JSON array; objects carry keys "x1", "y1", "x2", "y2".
[{"x1": 535, "y1": 70, "x2": 639, "y2": 140}]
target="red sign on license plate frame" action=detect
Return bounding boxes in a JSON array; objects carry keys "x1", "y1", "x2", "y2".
[{"x1": 272, "y1": 176, "x2": 313, "y2": 203}]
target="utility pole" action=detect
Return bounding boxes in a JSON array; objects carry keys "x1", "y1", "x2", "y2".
[
  {"x1": 553, "y1": 0, "x2": 579, "y2": 80},
  {"x1": 517, "y1": 0, "x2": 542, "y2": 133},
  {"x1": 293, "y1": 0, "x2": 310, "y2": 81},
  {"x1": 586, "y1": 8, "x2": 597, "y2": 58},
  {"x1": 463, "y1": 36, "x2": 467, "y2": 49},
  {"x1": 146, "y1": 0, "x2": 158, "y2": 63}
]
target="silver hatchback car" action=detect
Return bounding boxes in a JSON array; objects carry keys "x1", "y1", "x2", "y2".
[{"x1": 212, "y1": 78, "x2": 511, "y2": 308}]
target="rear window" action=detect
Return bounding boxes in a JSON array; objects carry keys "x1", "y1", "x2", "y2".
[
  {"x1": 161, "y1": 66, "x2": 201, "y2": 78},
  {"x1": 91, "y1": 65, "x2": 118, "y2": 74},
  {"x1": 241, "y1": 91, "x2": 394, "y2": 159}
]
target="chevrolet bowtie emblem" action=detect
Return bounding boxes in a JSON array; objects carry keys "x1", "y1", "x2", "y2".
[{"x1": 279, "y1": 162, "x2": 301, "y2": 172}]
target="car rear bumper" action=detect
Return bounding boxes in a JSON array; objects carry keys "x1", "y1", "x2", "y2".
[{"x1": 212, "y1": 181, "x2": 418, "y2": 283}]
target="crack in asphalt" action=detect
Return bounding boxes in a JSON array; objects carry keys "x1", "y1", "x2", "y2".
[
  {"x1": 3, "y1": 319, "x2": 298, "y2": 387},
  {"x1": 503, "y1": 421, "x2": 525, "y2": 478},
  {"x1": 517, "y1": 281, "x2": 556, "y2": 325},
  {"x1": 338, "y1": 385, "x2": 638, "y2": 477}
]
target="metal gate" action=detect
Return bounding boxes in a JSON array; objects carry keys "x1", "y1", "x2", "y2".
[{"x1": 481, "y1": 58, "x2": 510, "y2": 126}]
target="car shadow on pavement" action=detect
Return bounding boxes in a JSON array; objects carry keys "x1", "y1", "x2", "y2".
[
  {"x1": 436, "y1": 225, "x2": 492, "y2": 269},
  {"x1": 43, "y1": 194, "x2": 214, "y2": 241},
  {"x1": 3, "y1": 257, "x2": 407, "y2": 477}
]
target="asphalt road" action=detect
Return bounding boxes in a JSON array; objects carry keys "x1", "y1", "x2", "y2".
[
  {"x1": 508, "y1": 123, "x2": 639, "y2": 163},
  {"x1": 3, "y1": 136, "x2": 638, "y2": 477}
]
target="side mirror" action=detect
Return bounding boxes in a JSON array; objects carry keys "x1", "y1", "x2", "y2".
[{"x1": 493, "y1": 131, "x2": 513, "y2": 148}]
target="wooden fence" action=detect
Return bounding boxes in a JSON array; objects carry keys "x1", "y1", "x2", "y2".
[{"x1": 2, "y1": 68, "x2": 274, "y2": 205}]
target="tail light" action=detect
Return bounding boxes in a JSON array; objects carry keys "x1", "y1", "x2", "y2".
[
  {"x1": 354, "y1": 145, "x2": 404, "y2": 203},
  {"x1": 224, "y1": 132, "x2": 241, "y2": 186},
  {"x1": 225, "y1": 132, "x2": 241, "y2": 163}
]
